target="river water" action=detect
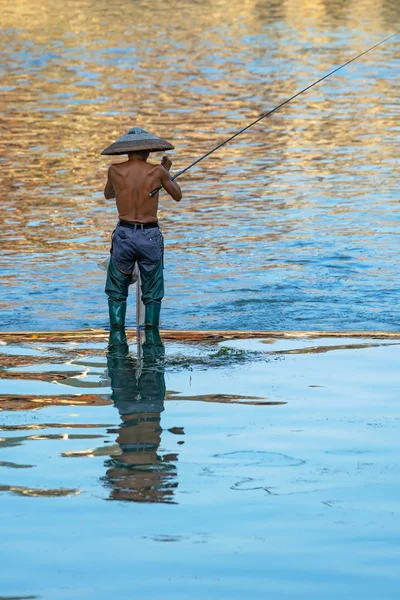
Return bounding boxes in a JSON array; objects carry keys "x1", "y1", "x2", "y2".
[
  {"x1": 0, "y1": 0, "x2": 399, "y2": 331},
  {"x1": 1, "y1": 335, "x2": 400, "y2": 599}
]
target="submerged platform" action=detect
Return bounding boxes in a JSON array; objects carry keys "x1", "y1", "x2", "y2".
[{"x1": 1, "y1": 328, "x2": 400, "y2": 344}]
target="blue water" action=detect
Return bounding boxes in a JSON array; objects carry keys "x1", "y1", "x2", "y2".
[
  {"x1": 0, "y1": 0, "x2": 399, "y2": 332},
  {"x1": 0, "y1": 336, "x2": 399, "y2": 598}
]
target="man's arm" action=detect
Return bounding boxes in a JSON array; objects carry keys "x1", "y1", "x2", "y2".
[
  {"x1": 104, "y1": 166, "x2": 115, "y2": 199},
  {"x1": 159, "y1": 157, "x2": 182, "y2": 202}
]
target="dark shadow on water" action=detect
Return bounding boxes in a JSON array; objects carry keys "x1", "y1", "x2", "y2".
[
  {"x1": 103, "y1": 329, "x2": 179, "y2": 503},
  {"x1": 0, "y1": 596, "x2": 39, "y2": 599}
]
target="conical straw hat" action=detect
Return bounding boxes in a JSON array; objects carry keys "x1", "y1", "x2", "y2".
[{"x1": 101, "y1": 127, "x2": 174, "y2": 155}]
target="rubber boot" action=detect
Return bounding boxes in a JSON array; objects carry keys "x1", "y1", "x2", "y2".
[
  {"x1": 108, "y1": 298, "x2": 128, "y2": 352},
  {"x1": 143, "y1": 325, "x2": 165, "y2": 362},
  {"x1": 105, "y1": 258, "x2": 130, "y2": 353},
  {"x1": 139, "y1": 259, "x2": 164, "y2": 328},
  {"x1": 144, "y1": 302, "x2": 161, "y2": 329}
]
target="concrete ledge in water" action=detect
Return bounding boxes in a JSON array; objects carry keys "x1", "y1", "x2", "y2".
[{"x1": 1, "y1": 329, "x2": 400, "y2": 343}]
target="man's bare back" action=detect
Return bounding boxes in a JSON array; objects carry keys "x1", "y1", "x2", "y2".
[{"x1": 104, "y1": 152, "x2": 182, "y2": 223}]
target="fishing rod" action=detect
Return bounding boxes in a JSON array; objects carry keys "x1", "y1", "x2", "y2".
[{"x1": 150, "y1": 32, "x2": 398, "y2": 197}]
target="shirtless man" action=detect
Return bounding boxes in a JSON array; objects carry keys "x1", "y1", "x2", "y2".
[{"x1": 101, "y1": 127, "x2": 182, "y2": 349}]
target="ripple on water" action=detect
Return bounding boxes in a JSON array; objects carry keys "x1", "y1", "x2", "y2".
[{"x1": 214, "y1": 450, "x2": 305, "y2": 467}]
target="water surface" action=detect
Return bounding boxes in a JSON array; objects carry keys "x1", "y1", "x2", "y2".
[
  {"x1": 0, "y1": 0, "x2": 399, "y2": 331},
  {"x1": 0, "y1": 335, "x2": 399, "y2": 598}
]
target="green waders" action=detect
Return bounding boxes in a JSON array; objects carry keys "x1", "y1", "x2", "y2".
[
  {"x1": 105, "y1": 256, "x2": 164, "y2": 350},
  {"x1": 139, "y1": 258, "x2": 164, "y2": 328},
  {"x1": 105, "y1": 258, "x2": 130, "y2": 351}
]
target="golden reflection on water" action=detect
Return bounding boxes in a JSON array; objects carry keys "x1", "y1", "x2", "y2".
[{"x1": 0, "y1": 0, "x2": 399, "y2": 331}]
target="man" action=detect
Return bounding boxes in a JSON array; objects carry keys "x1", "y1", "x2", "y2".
[{"x1": 102, "y1": 127, "x2": 182, "y2": 349}]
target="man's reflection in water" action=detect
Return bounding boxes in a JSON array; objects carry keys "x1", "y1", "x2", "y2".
[{"x1": 104, "y1": 329, "x2": 178, "y2": 503}]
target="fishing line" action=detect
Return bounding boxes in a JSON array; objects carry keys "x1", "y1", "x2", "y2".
[{"x1": 150, "y1": 32, "x2": 398, "y2": 196}]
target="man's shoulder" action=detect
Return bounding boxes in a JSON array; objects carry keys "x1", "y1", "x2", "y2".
[
  {"x1": 147, "y1": 161, "x2": 162, "y2": 171},
  {"x1": 147, "y1": 162, "x2": 167, "y2": 180},
  {"x1": 108, "y1": 161, "x2": 126, "y2": 173},
  {"x1": 148, "y1": 162, "x2": 170, "y2": 177}
]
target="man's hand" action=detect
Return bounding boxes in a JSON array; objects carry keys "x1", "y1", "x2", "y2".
[{"x1": 161, "y1": 156, "x2": 172, "y2": 172}]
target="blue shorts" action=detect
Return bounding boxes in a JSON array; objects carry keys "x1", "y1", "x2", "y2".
[{"x1": 111, "y1": 222, "x2": 164, "y2": 275}]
